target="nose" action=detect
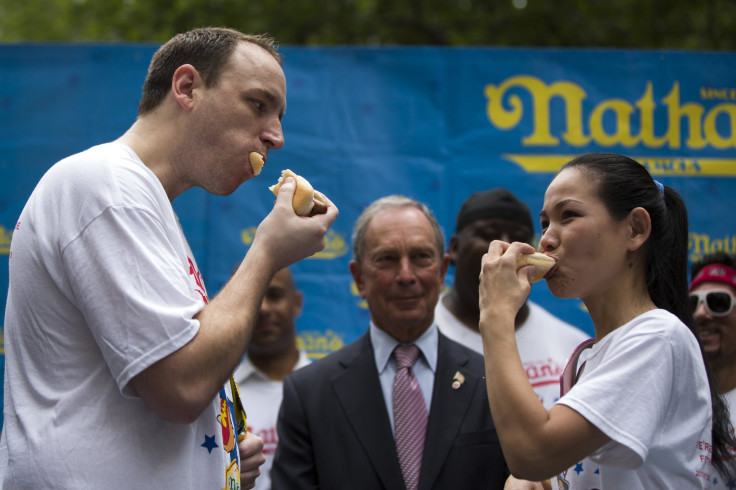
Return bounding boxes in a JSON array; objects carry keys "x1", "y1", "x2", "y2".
[
  {"x1": 260, "y1": 297, "x2": 273, "y2": 315},
  {"x1": 396, "y1": 257, "x2": 417, "y2": 284},
  {"x1": 262, "y1": 117, "x2": 284, "y2": 150},
  {"x1": 538, "y1": 227, "x2": 558, "y2": 252},
  {"x1": 693, "y1": 298, "x2": 710, "y2": 320}
]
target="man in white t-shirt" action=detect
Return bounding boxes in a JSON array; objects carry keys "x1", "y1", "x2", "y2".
[
  {"x1": 690, "y1": 252, "x2": 736, "y2": 489},
  {"x1": 0, "y1": 28, "x2": 338, "y2": 489},
  {"x1": 436, "y1": 188, "x2": 589, "y2": 409},
  {"x1": 233, "y1": 268, "x2": 311, "y2": 490}
]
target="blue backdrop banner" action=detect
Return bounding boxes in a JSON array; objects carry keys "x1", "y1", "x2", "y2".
[{"x1": 1, "y1": 45, "x2": 735, "y2": 427}]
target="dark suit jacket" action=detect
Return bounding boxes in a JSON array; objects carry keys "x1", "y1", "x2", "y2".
[{"x1": 271, "y1": 330, "x2": 509, "y2": 489}]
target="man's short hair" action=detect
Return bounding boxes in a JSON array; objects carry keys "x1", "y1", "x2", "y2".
[
  {"x1": 352, "y1": 195, "x2": 445, "y2": 262},
  {"x1": 138, "y1": 27, "x2": 281, "y2": 115}
]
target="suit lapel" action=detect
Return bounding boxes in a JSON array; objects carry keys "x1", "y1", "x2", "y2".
[
  {"x1": 419, "y1": 333, "x2": 478, "y2": 489},
  {"x1": 332, "y1": 333, "x2": 405, "y2": 489}
]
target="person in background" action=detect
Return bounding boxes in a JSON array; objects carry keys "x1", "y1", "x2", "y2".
[
  {"x1": 478, "y1": 153, "x2": 735, "y2": 488},
  {"x1": 0, "y1": 27, "x2": 337, "y2": 489},
  {"x1": 233, "y1": 267, "x2": 311, "y2": 490},
  {"x1": 690, "y1": 252, "x2": 736, "y2": 489},
  {"x1": 436, "y1": 188, "x2": 589, "y2": 409},
  {"x1": 271, "y1": 195, "x2": 508, "y2": 489}
]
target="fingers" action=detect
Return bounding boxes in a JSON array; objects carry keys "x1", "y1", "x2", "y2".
[
  {"x1": 275, "y1": 176, "x2": 296, "y2": 206},
  {"x1": 239, "y1": 432, "x2": 266, "y2": 488},
  {"x1": 481, "y1": 240, "x2": 535, "y2": 277}
]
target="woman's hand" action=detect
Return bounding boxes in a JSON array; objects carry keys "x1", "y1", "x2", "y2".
[{"x1": 479, "y1": 240, "x2": 536, "y2": 330}]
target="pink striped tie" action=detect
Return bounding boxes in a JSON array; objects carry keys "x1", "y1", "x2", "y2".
[{"x1": 393, "y1": 344, "x2": 428, "y2": 490}]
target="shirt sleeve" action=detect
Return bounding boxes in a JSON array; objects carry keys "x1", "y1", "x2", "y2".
[
  {"x1": 557, "y1": 321, "x2": 679, "y2": 468},
  {"x1": 62, "y1": 204, "x2": 202, "y2": 397}
]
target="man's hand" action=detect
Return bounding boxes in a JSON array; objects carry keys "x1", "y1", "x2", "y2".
[{"x1": 239, "y1": 432, "x2": 266, "y2": 489}]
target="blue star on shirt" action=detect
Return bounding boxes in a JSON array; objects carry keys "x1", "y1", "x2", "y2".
[
  {"x1": 574, "y1": 463, "x2": 584, "y2": 475},
  {"x1": 201, "y1": 434, "x2": 218, "y2": 454}
]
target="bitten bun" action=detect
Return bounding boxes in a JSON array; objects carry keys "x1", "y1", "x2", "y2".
[
  {"x1": 269, "y1": 169, "x2": 328, "y2": 216},
  {"x1": 516, "y1": 253, "x2": 555, "y2": 283},
  {"x1": 249, "y1": 152, "x2": 265, "y2": 176}
]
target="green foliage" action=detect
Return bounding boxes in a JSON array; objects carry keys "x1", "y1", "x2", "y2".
[{"x1": 1, "y1": 0, "x2": 735, "y2": 49}]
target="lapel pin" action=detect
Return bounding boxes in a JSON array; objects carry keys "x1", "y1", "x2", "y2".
[{"x1": 452, "y1": 371, "x2": 465, "y2": 390}]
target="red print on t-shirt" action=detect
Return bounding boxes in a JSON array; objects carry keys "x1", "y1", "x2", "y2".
[{"x1": 188, "y1": 257, "x2": 209, "y2": 304}]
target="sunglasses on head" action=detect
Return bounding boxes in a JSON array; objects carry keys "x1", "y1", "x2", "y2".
[{"x1": 689, "y1": 291, "x2": 736, "y2": 317}]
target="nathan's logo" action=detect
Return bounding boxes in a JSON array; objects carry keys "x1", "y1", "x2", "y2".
[
  {"x1": 297, "y1": 329, "x2": 344, "y2": 359},
  {"x1": 0, "y1": 226, "x2": 12, "y2": 254},
  {"x1": 485, "y1": 76, "x2": 736, "y2": 176},
  {"x1": 689, "y1": 232, "x2": 736, "y2": 262},
  {"x1": 241, "y1": 228, "x2": 348, "y2": 259}
]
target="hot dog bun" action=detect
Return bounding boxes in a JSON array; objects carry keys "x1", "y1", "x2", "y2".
[
  {"x1": 249, "y1": 152, "x2": 265, "y2": 176},
  {"x1": 269, "y1": 169, "x2": 328, "y2": 216},
  {"x1": 516, "y1": 253, "x2": 555, "y2": 283}
]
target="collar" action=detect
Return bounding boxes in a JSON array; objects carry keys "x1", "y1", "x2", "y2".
[
  {"x1": 370, "y1": 322, "x2": 438, "y2": 375},
  {"x1": 239, "y1": 349, "x2": 311, "y2": 382}
]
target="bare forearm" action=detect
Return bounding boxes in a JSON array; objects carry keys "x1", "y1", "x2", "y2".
[
  {"x1": 131, "y1": 180, "x2": 338, "y2": 423},
  {"x1": 131, "y1": 244, "x2": 277, "y2": 423},
  {"x1": 481, "y1": 314, "x2": 608, "y2": 480},
  {"x1": 481, "y1": 311, "x2": 556, "y2": 476}
]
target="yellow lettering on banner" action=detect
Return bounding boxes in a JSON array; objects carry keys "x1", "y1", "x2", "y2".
[
  {"x1": 312, "y1": 230, "x2": 349, "y2": 259},
  {"x1": 297, "y1": 330, "x2": 345, "y2": 360},
  {"x1": 484, "y1": 75, "x2": 589, "y2": 146},
  {"x1": 689, "y1": 233, "x2": 736, "y2": 261},
  {"x1": 0, "y1": 226, "x2": 12, "y2": 254},
  {"x1": 503, "y1": 154, "x2": 736, "y2": 176},
  {"x1": 662, "y1": 83, "x2": 707, "y2": 149},
  {"x1": 241, "y1": 228, "x2": 348, "y2": 259},
  {"x1": 589, "y1": 99, "x2": 639, "y2": 147},
  {"x1": 637, "y1": 83, "x2": 669, "y2": 148},
  {"x1": 485, "y1": 78, "x2": 736, "y2": 151},
  {"x1": 704, "y1": 104, "x2": 736, "y2": 149}
]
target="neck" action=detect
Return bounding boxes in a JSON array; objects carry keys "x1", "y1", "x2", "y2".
[
  {"x1": 585, "y1": 276, "x2": 656, "y2": 339},
  {"x1": 117, "y1": 115, "x2": 188, "y2": 201},
  {"x1": 248, "y1": 348, "x2": 300, "y2": 382}
]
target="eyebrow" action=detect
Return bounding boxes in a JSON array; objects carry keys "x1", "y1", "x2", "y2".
[{"x1": 539, "y1": 198, "x2": 582, "y2": 219}]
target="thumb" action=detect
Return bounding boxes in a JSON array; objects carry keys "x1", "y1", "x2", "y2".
[{"x1": 275, "y1": 177, "x2": 296, "y2": 208}]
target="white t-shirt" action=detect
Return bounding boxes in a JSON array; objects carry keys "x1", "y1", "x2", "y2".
[
  {"x1": 554, "y1": 309, "x2": 715, "y2": 489},
  {"x1": 1, "y1": 143, "x2": 243, "y2": 488},
  {"x1": 712, "y1": 388, "x2": 736, "y2": 489},
  {"x1": 233, "y1": 350, "x2": 311, "y2": 490},
  {"x1": 435, "y1": 299, "x2": 589, "y2": 409}
]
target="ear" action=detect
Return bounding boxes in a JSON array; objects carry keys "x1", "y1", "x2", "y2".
[
  {"x1": 440, "y1": 253, "x2": 450, "y2": 282},
  {"x1": 171, "y1": 64, "x2": 201, "y2": 112},
  {"x1": 627, "y1": 207, "x2": 652, "y2": 252},
  {"x1": 349, "y1": 260, "x2": 367, "y2": 298},
  {"x1": 448, "y1": 235, "x2": 459, "y2": 266}
]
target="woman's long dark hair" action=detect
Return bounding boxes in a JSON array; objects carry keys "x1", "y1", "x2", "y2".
[{"x1": 562, "y1": 153, "x2": 736, "y2": 479}]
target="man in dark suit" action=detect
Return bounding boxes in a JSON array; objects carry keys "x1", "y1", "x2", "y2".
[{"x1": 271, "y1": 195, "x2": 508, "y2": 490}]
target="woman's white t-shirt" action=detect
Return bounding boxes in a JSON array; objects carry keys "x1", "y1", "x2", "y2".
[{"x1": 554, "y1": 309, "x2": 715, "y2": 489}]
